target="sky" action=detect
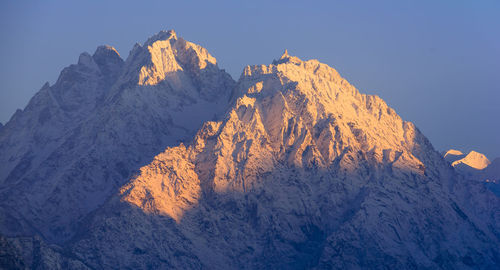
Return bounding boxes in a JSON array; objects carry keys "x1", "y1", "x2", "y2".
[{"x1": 0, "y1": 0, "x2": 499, "y2": 158}]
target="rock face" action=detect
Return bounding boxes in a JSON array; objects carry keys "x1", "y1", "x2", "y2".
[
  {"x1": 0, "y1": 34, "x2": 499, "y2": 269},
  {"x1": 0, "y1": 30, "x2": 235, "y2": 243}
]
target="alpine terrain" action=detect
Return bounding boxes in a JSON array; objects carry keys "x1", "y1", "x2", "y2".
[
  {"x1": 444, "y1": 149, "x2": 500, "y2": 197},
  {"x1": 0, "y1": 31, "x2": 498, "y2": 269}
]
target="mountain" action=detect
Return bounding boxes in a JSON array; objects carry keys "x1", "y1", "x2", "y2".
[
  {"x1": 443, "y1": 149, "x2": 466, "y2": 163},
  {"x1": 1, "y1": 33, "x2": 499, "y2": 269},
  {"x1": 451, "y1": 151, "x2": 490, "y2": 171},
  {"x1": 445, "y1": 149, "x2": 500, "y2": 197},
  {"x1": 444, "y1": 149, "x2": 498, "y2": 181},
  {"x1": 66, "y1": 52, "x2": 500, "y2": 268},
  {"x1": 0, "y1": 30, "x2": 235, "y2": 243}
]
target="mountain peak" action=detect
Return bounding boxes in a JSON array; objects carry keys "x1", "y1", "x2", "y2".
[
  {"x1": 281, "y1": 49, "x2": 289, "y2": 59},
  {"x1": 445, "y1": 149, "x2": 464, "y2": 157},
  {"x1": 273, "y1": 49, "x2": 302, "y2": 65},
  {"x1": 144, "y1": 29, "x2": 177, "y2": 46},
  {"x1": 126, "y1": 29, "x2": 224, "y2": 88},
  {"x1": 451, "y1": 150, "x2": 490, "y2": 170},
  {"x1": 93, "y1": 45, "x2": 121, "y2": 59},
  {"x1": 444, "y1": 149, "x2": 466, "y2": 163}
]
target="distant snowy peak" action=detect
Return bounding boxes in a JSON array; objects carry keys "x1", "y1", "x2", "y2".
[
  {"x1": 450, "y1": 150, "x2": 490, "y2": 170},
  {"x1": 446, "y1": 149, "x2": 500, "y2": 196},
  {"x1": 445, "y1": 149, "x2": 499, "y2": 188},
  {"x1": 444, "y1": 149, "x2": 466, "y2": 163}
]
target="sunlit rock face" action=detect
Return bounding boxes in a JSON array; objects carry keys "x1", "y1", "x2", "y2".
[
  {"x1": 0, "y1": 30, "x2": 235, "y2": 243},
  {"x1": 69, "y1": 53, "x2": 499, "y2": 269}
]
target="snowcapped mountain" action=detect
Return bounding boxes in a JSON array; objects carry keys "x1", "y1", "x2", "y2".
[
  {"x1": 444, "y1": 149, "x2": 498, "y2": 179},
  {"x1": 444, "y1": 149, "x2": 500, "y2": 197},
  {"x1": 451, "y1": 151, "x2": 490, "y2": 171},
  {"x1": 443, "y1": 149, "x2": 466, "y2": 163},
  {"x1": 0, "y1": 30, "x2": 235, "y2": 243},
  {"x1": 0, "y1": 32, "x2": 498, "y2": 269}
]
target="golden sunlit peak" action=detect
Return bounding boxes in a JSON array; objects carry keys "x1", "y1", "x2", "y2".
[
  {"x1": 94, "y1": 45, "x2": 121, "y2": 58},
  {"x1": 281, "y1": 49, "x2": 289, "y2": 59},
  {"x1": 273, "y1": 49, "x2": 302, "y2": 65},
  {"x1": 145, "y1": 29, "x2": 178, "y2": 46},
  {"x1": 166, "y1": 29, "x2": 177, "y2": 39}
]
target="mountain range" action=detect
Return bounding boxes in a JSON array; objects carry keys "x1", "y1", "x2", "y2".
[{"x1": 0, "y1": 30, "x2": 498, "y2": 269}]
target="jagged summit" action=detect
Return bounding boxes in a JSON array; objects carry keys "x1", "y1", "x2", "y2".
[
  {"x1": 144, "y1": 29, "x2": 177, "y2": 46},
  {"x1": 93, "y1": 45, "x2": 122, "y2": 61},
  {"x1": 119, "y1": 29, "x2": 230, "y2": 102},
  {"x1": 75, "y1": 45, "x2": 124, "y2": 76},
  {"x1": 272, "y1": 49, "x2": 302, "y2": 65},
  {"x1": 94, "y1": 45, "x2": 120, "y2": 56},
  {"x1": 281, "y1": 49, "x2": 289, "y2": 59}
]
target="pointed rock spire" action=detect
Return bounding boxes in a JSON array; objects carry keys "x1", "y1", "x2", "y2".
[
  {"x1": 273, "y1": 49, "x2": 301, "y2": 65},
  {"x1": 281, "y1": 49, "x2": 289, "y2": 59}
]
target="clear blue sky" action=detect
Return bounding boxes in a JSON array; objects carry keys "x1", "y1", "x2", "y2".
[{"x1": 1, "y1": 0, "x2": 499, "y2": 158}]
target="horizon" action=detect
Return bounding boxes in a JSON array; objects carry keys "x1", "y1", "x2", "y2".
[{"x1": 1, "y1": 0, "x2": 499, "y2": 158}]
